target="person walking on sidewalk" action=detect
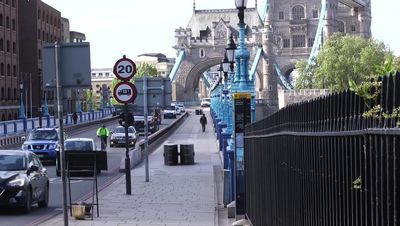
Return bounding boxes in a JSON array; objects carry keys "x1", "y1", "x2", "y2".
[
  {"x1": 72, "y1": 112, "x2": 78, "y2": 124},
  {"x1": 97, "y1": 124, "x2": 110, "y2": 151},
  {"x1": 200, "y1": 113, "x2": 207, "y2": 132}
]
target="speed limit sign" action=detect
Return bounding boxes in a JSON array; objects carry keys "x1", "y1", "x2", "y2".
[{"x1": 113, "y1": 56, "x2": 137, "y2": 81}]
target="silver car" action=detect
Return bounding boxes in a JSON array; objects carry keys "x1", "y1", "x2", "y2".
[{"x1": 110, "y1": 126, "x2": 138, "y2": 147}]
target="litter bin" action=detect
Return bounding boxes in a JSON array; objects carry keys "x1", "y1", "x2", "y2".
[
  {"x1": 164, "y1": 143, "x2": 179, "y2": 165},
  {"x1": 180, "y1": 143, "x2": 195, "y2": 165}
]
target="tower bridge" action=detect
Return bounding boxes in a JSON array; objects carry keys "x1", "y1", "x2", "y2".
[{"x1": 169, "y1": 0, "x2": 371, "y2": 115}]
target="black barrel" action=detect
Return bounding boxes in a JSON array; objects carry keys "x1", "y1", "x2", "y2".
[
  {"x1": 195, "y1": 109, "x2": 200, "y2": 115},
  {"x1": 180, "y1": 143, "x2": 195, "y2": 165},
  {"x1": 164, "y1": 143, "x2": 179, "y2": 165}
]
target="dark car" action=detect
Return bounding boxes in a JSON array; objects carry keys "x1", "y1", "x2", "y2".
[{"x1": 0, "y1": 150, "x2": 49, "y2": 213}]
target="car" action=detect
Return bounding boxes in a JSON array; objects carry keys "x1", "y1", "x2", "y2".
[
  {"x1": 0, "y1": 150, "x2": 49, "y2": 213},
  {"x1": 56, "y1": 138, "x2": 98, "y2": 176},
  {"x1": 176, "y1": 103, "x2": 186, "y2": 113},
  {"x1": 21, "y1": 127, "x2": 60, "y2": 164},
  {"x1": 163, "y1": 105, "x2": 177, "y2": 119},
  {"x1": 201, "y1": 98, "x2": 211, "y2": 107},
  {"x1": 110, "y1": 126, "x2": 138, "y2": 147}
]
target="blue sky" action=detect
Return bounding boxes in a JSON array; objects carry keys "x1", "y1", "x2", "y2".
[{"x1": 43, "y1": 0, "x2": 399, "y2": 68}]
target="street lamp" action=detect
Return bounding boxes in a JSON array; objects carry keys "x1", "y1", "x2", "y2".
[
  {"x1": 235, "y1": 0, "x2": 247, "y2": 26},
  {"x1": 226, "y1": 34, "x2": 237, "y2": 72},
  {"x1": 18, "y1": 81, "x2": 26, "y2": 119},
  {"x1": 76, "y1": 89, "x2": 82, "y2": 112},
  {"x1": 42, "y1": 90, "x2": 49, "y2": 117},
  {"x1": 89, "y1": 87, "x2": 94, "y2": 112}
]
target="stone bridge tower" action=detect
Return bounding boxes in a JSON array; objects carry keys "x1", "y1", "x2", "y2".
[{"x1": 172, "y1": 0, "x2": 371, "y2": 116}]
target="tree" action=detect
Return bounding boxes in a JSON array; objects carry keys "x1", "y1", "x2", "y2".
[
  {"x1": 135, "y1": 62, "x2": 159, "y2": 79},
  {"x1": 295, "y1": 33, "x2": 395, "y2": 92}
]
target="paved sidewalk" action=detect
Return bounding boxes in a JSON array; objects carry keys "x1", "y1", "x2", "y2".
[{"x1": 40, "y1": 109, "x2": 234, "y2": 226}]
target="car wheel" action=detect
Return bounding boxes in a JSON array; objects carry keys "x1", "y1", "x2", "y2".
[
  {"x1": 38, "y1": 184, "x2": 49, "y2": 208},
  {"x1": 22, "y1": 188, "x2": 32, "y2": 213}
]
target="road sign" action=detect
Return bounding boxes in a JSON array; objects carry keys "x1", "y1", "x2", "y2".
[
  {"x1": 113, "y1": 57, "x2": 137, "y2": 81},
  {"x1": 113, "y1": 82, "x2": 137, "y2": 104}
]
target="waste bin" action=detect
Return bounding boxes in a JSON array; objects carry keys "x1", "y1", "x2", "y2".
[
  {"x1": 180, "y1": 143, "x2": 195, "y2": 165},
  {"x1": 164, "y1": 143, "x2": 179, "y2": 165}
]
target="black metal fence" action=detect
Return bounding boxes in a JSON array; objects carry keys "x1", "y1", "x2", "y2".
[{"x1": 244, "y1": 73, "x2": 400, "y2": 226}]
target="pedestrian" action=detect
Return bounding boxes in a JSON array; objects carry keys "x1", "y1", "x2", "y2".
[
  {"x1": 200, "y1": 113, "x2": 207, "y2": 132},
  {"x1": 72, "y1": 112, "x2": 78, "y2": 124},
  {"x1": 96, "y1": 124, "x2": 110, "y2": 151}
]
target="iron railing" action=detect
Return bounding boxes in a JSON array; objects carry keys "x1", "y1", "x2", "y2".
[{"x1": 245, "y1": 72, "x2": 400, "y2": 226}]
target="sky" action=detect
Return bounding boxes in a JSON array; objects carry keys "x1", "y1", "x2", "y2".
[{"x1": 43, "y1": 0, "x2": 400, "y2": 69}]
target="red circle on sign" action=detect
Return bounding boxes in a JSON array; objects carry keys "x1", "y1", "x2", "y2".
[
  {"x1": 113, "y1": 57, "x2": 137, "y2": 81},
  {"x1": 113, "y1": 82, "x2": 137, "y2": 104}
]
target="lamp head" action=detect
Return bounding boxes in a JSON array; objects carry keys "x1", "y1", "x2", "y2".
[
  {"x1": 19, "y1": 81, "x2": 23, "y2": 89},
  {"x1": 235, "y1": 0, "x2": 247, "y2": 9}
]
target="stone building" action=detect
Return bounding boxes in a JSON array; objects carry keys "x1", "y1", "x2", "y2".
[
  {"x1": 18, "y1": 0, "x2": 62, "y2": 118},
  {"x1": 0, "y1": 0, "x2": 19, "y2": 121}
]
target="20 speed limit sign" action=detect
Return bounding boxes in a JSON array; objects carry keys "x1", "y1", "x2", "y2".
[
  {"x1": 113, "y1": 82, "x2": 137, "y2": 104},
  {"x1": 113, "y1": 57, "x2": 137, "y2": 81}
]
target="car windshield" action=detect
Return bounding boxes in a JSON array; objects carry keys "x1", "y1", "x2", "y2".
[
  {"x1": 0, "y1": 155, "x2": 26, "y2": 171},
  {"x1": 28, "y1": 130, "x2": 58, "y2": 140},
  {"x1": 114, "y1": 127, "x2": 135, "y2": 133},
  {"x1": 202, "y1": 98, "x2": 211, "y2": 102},
  {"x1": 165, "y1": 106, "x2": 175, "y2": 110},
  {"x1": 64, "y1": 141, "x2": 93, "y2": 151}
]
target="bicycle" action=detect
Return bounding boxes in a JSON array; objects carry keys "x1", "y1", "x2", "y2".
[{"x1": 99, "y1": 136, "x2": 108, "y2": 151}]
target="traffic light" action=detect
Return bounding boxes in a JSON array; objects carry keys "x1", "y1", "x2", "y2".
[{"x1": 118, "y1": 113, "x2": 134, "y2": 127}]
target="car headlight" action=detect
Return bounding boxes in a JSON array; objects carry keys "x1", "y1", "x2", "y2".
[
  {"x1": 22, "y1": 144, "x2": 30, "y2": 150},
  {"x1": 48, "y1": 144, "x2": 58, "y2": 149},
  {"x1": 8, "y1": 178, "x2": 25, "y2": 187}
]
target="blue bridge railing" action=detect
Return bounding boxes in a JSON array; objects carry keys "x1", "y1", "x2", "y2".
[{"x1": 0, "y1": 108, "x2": 115, "y2": 137}]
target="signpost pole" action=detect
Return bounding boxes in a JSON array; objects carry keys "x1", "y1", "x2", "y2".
[
  {"x1": 124, "y1": 103, "x2": 132, "y2": 195},
  {"x1": 143, "y1": 76, "x2": 149, "y2": 182}
]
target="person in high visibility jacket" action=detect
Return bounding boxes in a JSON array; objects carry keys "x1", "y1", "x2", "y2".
[{"x1": 97, "y1": 124, "x2": 110, "y2": 151}]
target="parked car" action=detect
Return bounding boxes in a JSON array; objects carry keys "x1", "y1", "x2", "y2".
[
  {"x1": 163, "y1": 105, "x2": 177, "y2": 119},
  {"x1": 56, "y1": 138, "x2": 99, "y2": 176},
  {"x1": 0, "y1": 150, "x2": 49, "y2": 213},
  {"x1": 21, "y1": 127, "x2": 60, "y2": 164},
  {"x1": 170, "y1": 102, "x2": 182, "y2": 115},
  {"x1": 201, "y1": 98, "x2": 211, "y2": 107},
  {"x1": 110, "y1": 126, "x2": 138, "y2": 147}
]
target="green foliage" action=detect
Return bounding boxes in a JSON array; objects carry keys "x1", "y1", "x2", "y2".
[
  {"x1": 135, "y1": 62, "x2": 159, "y2": 79},
  {"x1": 295, "y1": 33, "x2": 393, "y2": 92},
  {"x1": 353, "y1": 176, "x2": 362, "y2": 190}
]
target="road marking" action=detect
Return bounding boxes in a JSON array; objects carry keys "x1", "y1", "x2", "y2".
[{"x1": 49, "y1": 177, "x2": 83, "y2": 183}]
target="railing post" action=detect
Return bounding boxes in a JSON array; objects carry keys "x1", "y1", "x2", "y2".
[{"x1": 3, "y1": 123, "x2": 7, "y2": 135}]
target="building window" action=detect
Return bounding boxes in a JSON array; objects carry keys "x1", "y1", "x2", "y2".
[
  {"x1": 308, "y1": 37, "x2": 315, "y2": 47},
  {"x1": 6, "y1": 40, "x2": 9, "y2": 52},
  {"x1": 312, "y1": 10, "x2": 319, "y2": 18},
  {"x1": 199, "y1": 48, "x2": 205, "y2": 58},
  {"x1": 38, "y1": 10, "x2": 41, "y2": 19},
  {"x1": 0, "y1": 39, "x2": 3, "y2": 51},
  {"x1": 292, "y1": 35, "x2": 306, "y2": 48},
  {"x1": 91, "y1": 73, "x2": 96, "y2": 76},
  {"x1": 105, "y1": 73, "x2": 110, "y2": 76},
  {"x1": 11, "y1": 0, "x2": 15, "y2": 7},
  {"x1": 6, "y1": 64, "x2": 10, "y2": 76},
  {"x1": 38, "y1": 49, "x2": 41, "y2": 59},
  {"x1": 5, "y1": 0, "x2": 8, "y2": 5},
  {"x1": 12, "y1": 42, "x2": 15, "y2": 53},
  {"x1": 5, "y1": 16, "x2": 9, "y2": 29},
  {"x1": 7, "y1": 88, "x2": 10, "y2": 99},
  {"x1": 278, "y1": 11, "x2": 284, "y2": 20},
  {"x1": 337, "y1": 21, "x2": 345, "y2": 33},
  {"x1": 99, "y1": 73, "x2": 103, "y2": 77},
  {"x1": 13, "y1": 88, "x2": 16, "y2": 99},
  {"x1": 0, "y1": 14, "x2": 3, "y2": 26},
  {"x1": 351, "y1": 24, "x2": 356, "y2": 32},
  {"x1": 12, "y1": 65, "x2": 16, "y2": 76},
  {"x1": 1, "y1": 88, "x2": 4, "y2": 99},
  {"x1": 12, "y1": 18, "x2": 15, "y2": 30},
  {"x1": 0, "y1": 63, "x2": 4, "y2": 75},
  {"x1": 38, "y1": 29, "x2": 41, "y2": 39},
  {"x1": 283, "y1": 38, "x2": 290, "y2": 48},
  {"x1": 292, "y1": 5, "x2": 305, "y2": 20}
]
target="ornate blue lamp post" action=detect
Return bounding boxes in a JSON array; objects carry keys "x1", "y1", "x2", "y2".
[
  {"x1": 18, "y1": 81, "x2": 26, "y2": 119},
  {"x1": 42, "y1": 90, "x2": 49, "y2": 117},
  {"x1": 76, "y1": 90, "x2": 82, "y2": 113},
  {"x1": 89, "y1": 87, "x2": 94, "y2": 112}
]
